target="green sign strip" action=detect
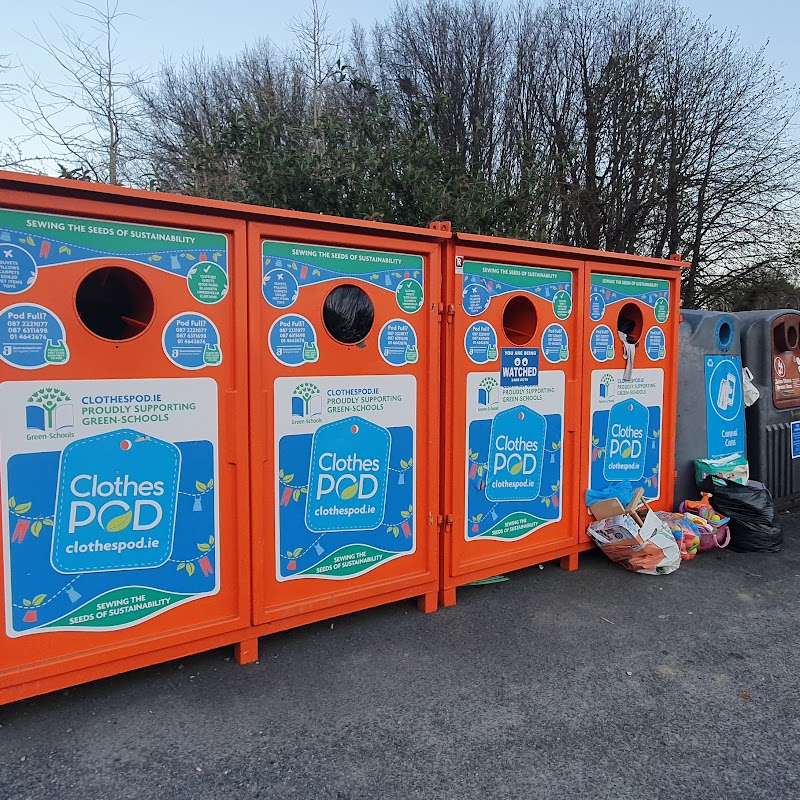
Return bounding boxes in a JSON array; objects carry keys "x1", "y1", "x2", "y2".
[
  {"x1": 43, "y1": 586, "x2": 193, "y2": 630},
  {"x1": 478, "y1": 511, "x2": 551, "y2": 540},
  {"x1": 591, "y1": 274, "x2": 670, "y2": 294},
  {"x1": 0, "y1": 207, "x2": 227, "y2": 257},
  {"x1": 298, "y1": 544, "x2": 399, "y2": 578},
  {"x1": 263, "y1": 240, "x2": 423, "y2": 276},
  {"x1": 464, "y1": 260, "x2": 572, "y2": 289}
]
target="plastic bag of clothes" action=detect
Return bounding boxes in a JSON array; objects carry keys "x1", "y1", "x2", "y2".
[
  {"x1": 698, "y1": 476, "x2": 781, "y2": 553},
  {"x1": 587, "y1": 510, "x2": 681, "y2": 575}
]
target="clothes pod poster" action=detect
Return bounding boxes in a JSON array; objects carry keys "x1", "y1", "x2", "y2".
[
  {"x1": 460, "y1": 260, "x2": 570, "y2": 541},
  {"x1": 273, "y1": 375, "x2": 416, "y2": 580},
  {"x1": 1, "y1": 378, "x2": 220, "y2": 637}
]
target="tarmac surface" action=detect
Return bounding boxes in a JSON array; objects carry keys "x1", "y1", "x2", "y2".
[{"x1": 2, "y1": 514, "x2": 799, "y2": 800}]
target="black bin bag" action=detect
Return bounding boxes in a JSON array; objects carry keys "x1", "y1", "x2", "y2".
[
  {"x1": 322, "y1": 284, "x2": 374, "y2": 344},
  {"x1": 699, "y1": 477, "x2": 782, "y2": 553}
]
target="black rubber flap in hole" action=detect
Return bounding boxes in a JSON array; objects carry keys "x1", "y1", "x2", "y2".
[
  {"x1": 502, "y1": 295, "x2": 537, "y2": 345},
  {"x1": 75, "y1": 267, "x2": 155, "y2": 341},
  {"x1": 323, "y1": 284, "x2": 375, "y2": 344},
  {"x1": 617, "y1": 302, "x2": 643, "y2": 344},
  {"x1": 788, "y1": 322, "x2": 799, "y2": 350}
]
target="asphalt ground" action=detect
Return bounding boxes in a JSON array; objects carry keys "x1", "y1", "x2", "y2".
[{"x1": 2, "y1": 515, "x2": 799, "y2": 800}]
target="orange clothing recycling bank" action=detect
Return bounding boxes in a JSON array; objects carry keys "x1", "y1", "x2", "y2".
[{"x1": 0, "y1": 171, "x2": 682, "y2": 703}]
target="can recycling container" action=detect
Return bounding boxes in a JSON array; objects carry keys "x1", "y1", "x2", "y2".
[{"x1": 674, "y1": 311, "x2": 746, "y2": 505}]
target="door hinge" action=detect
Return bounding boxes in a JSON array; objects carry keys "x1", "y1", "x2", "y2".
[
  {"x1": 431, "y1": 303, "x2": 456, "y2": 322},
  {"x1": 437, "y1": 513, "x2": 454, "y2": 532},
  {"x1": 435, "y1": 304, "x2": 455, "y2": 323}
]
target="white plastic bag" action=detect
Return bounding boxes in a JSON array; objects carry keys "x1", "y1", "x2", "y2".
[
  {"x1": 587, "y1": 510, "x2": 681, "y2": 575},
  {"x1": 743, "y1": 366, "x2": 760, "y2": 407}
]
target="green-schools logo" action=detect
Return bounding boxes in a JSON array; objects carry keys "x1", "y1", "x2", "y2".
[
  {"x1": 477, "y1": 377, "x2": 499, "y2": 410},
  {"x1": 26, "y1": 387, "x2": 74, "y2": 432},
  {"x1": 292, "y1": 383, "x2": 322, "y2": 419},
  {"x1": 599, "y1": 374, "x2": 616, "y2": 400}
]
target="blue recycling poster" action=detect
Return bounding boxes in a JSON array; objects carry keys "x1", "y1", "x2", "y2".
[
  {"x1": 704, "y1": 355, "x2": 746, "y2": 458},
  {"x1": 791, "y1": 421, "x2": 800, "y2": 459},
  {"x1": 465, "y1": 372, "x2": 565, "y2": 541},
  {"x1": 1, "y1": 378, "x2": 220, "y2": 637},
  {"x1": 273, "y1": 375, "x2": 417, "y2": 580},
  {"x1": 589, "y1": 369, "x2": 664, "y2": 500}
]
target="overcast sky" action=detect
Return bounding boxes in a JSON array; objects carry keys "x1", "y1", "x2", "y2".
[{"x1": 3, "y1": 0, "x2": 799, "y2": 162}]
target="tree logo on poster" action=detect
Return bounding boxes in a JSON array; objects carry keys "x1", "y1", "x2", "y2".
[
  {"x1": 52, "y1": 430, "x2": 181, "y2": 574},
  {"x1": 26, "y1": 387, "x2": 74, "y2": 433},
  {"x1": 477, "y1": 377, "x2": 499, "y2": 409},
  {"x1": 305, "y1": 417, "x2": 391, "y2": 533},
  {"x1": 291, "y1": 382, "x2": 322, "y2": 419},
  {"x1": 598, "y1": 374, "x2": 616, "y2": 400}
]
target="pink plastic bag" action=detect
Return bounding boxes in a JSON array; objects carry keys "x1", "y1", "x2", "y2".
[{"x1": 698, "y1": 523, "x2": 730, "y2": 552}]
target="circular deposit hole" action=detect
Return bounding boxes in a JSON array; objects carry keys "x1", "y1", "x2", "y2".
[
  {"x1": 75, "y1": 266, "x2": 155, "y2": 341},
  {"x1": 502, "y1": 295, "x2": 537, "y2": 345},
  {"x1": 323, "y1": 284, "x2": 375, "y2": 344}
]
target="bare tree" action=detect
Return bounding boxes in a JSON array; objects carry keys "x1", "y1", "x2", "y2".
[
  {"x1": 381, "y1": 0, "x2": 509, "y2": 177},
  {"x1": 134, "y1": 0, "x2": 800, "y2": 308},
  {"x1": 9, "y1": 0, "x2": 147, "y2": 184},
  {"x1": 287, "y1": 0, "x2": 346, "y2": 146},
  {"x1": 0, "y1": 55, "x2": 37, "y2": 170},
  {"x1": 136, "y1": 40, "x2": 312, "y2": 199},
  {"x1": 0, "y1": 55, "x2": 19, "y2": 168},
  {"x1": 502, "y1": 0, "x2": 800, "y2": 306}
]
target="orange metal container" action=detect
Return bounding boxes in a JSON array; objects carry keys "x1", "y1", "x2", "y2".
[
  {"x1": 579, "y1": 258, "x2": 683, "y2": 540},
  {"x1": 247, "y1": 217, "x2": 446, "y2": 636},
  {"x1": 0, "y1": 169, "x2": 686, "y2": 704},
  {"x1": 0, "y1": 173, "x2": 252, "y2": 703},
  {"x1": 439, "y1": 233, "x2": 589, "y2": 606}
]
